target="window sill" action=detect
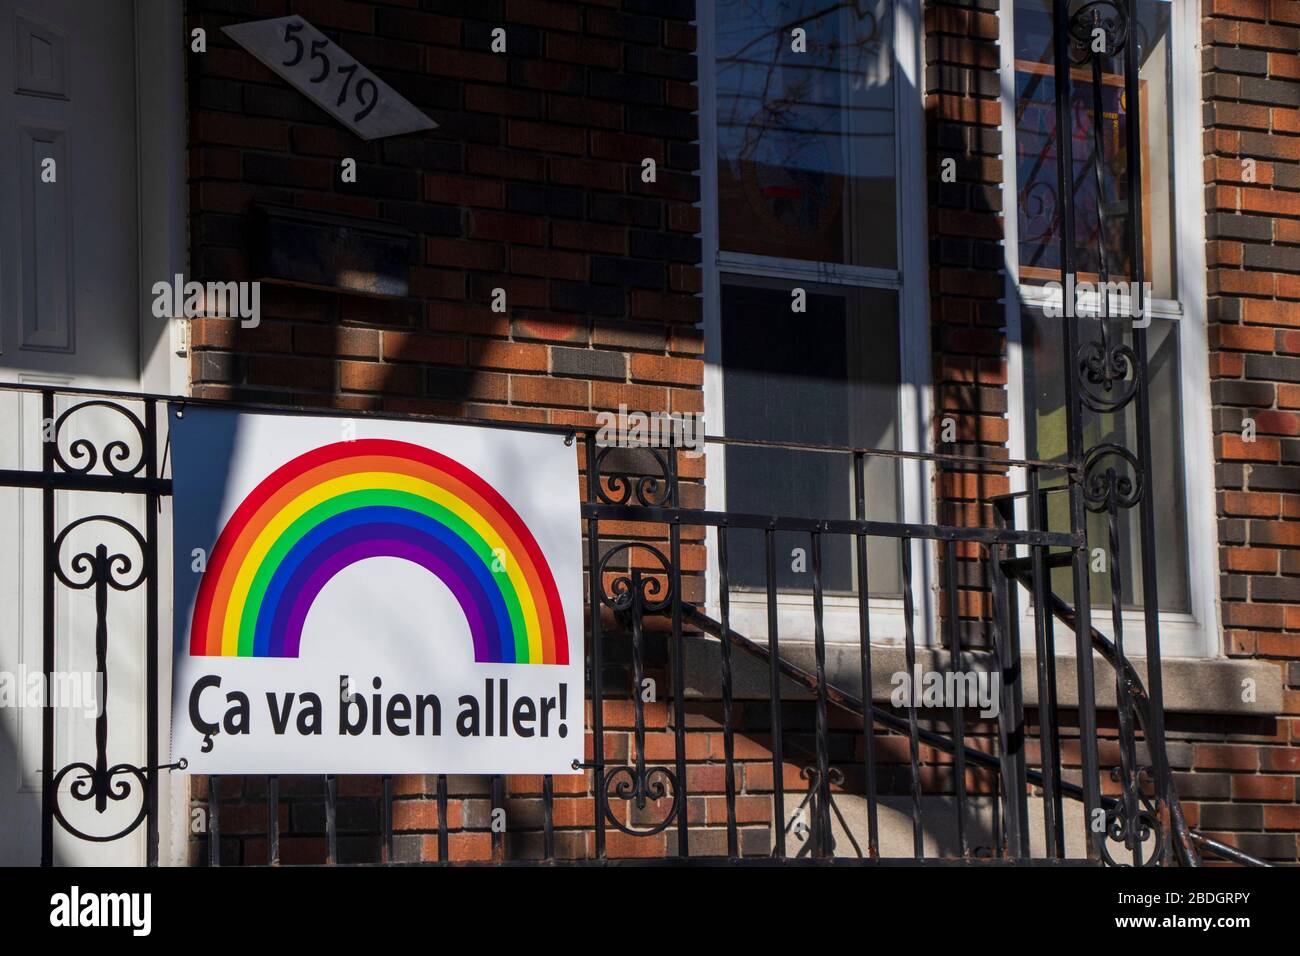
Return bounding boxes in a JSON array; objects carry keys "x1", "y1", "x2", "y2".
[{"x1": 682, "y1": 636, "x2": 1283, "y2": 716}]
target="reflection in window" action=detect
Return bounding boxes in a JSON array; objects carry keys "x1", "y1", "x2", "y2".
[
  {"x1": 1014, "y1": 0, "x2": 1191, "y2": 615},
  {"x1": 1013, "y1": 0, "x2": 1177, "y2": 299},
  {"x1": 721, "y1": 282, "x2": 902, "y2": 595},
  {"x1": 1022, "y1": 312, "x2": 1190, "y2": 614},
  {"x1": 715, "y1": 0, "x2": 896, "y2": 268}
]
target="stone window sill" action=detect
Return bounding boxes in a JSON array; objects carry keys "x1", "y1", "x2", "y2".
[{"x1": 682, "y1": 637, "x2": 1284, "y2": 716}]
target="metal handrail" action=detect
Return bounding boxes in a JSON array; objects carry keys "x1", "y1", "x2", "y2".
[{"x1": 679, "y1": 597, "x2": 1269, "y2": 867}]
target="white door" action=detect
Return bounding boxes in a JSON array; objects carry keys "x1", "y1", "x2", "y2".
[{"x1": 0, "y1": 0, "x2": 152, "y2": 865}]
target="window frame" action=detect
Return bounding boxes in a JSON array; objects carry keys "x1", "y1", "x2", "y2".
[
  {"x1": 999, "y1": 0, "x2": 1219, "y2": 659},
  {"x1": 698, "y1": 0, "x2": 935, "y2": 645}
]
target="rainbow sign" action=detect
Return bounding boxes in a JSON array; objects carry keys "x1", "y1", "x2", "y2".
[{"x1": 190, "y1": 438, "x2": 568, "y2": 666}]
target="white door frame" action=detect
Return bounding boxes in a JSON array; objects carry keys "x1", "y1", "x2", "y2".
[
  {"x1": 134, "y1": 0, "x2": 190, "y2": 866},
  {"x1": 136, "y1": 0, "x2": 190, "y2": 397}
]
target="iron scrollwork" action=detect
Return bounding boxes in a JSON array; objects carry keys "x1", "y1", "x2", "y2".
[
  {"x1": 1067, "y1": 0, "x2": 1129, "y2": 61},
  {"x1": 1081, "y1": 443, "x2": 1143, "y2": 513},
  {"x1": 595, "y1": 543, "x2": 681, "y2": 837},
  {"x1": 592, "y1": 444, "x2": 673, "y2": 507},
  {"x1": 49, "y1": 400, "x2": 149, "y2": 477},
  {"x1": 1100, "y1": 766, "x2": 1165, "y2": 867},
  {"x1": 49, "y1": 515, "x2": 153, "y2": 843},
  {"x1": 1077, "y1": 336, "x2": 1139, "y2": 414}
]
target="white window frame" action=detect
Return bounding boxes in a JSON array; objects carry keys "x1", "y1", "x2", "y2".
[
  {"x1": 698, "y1": 0, "x2": 934, "y2": 646},
  {"x1": 999, "y1": 0, "x2": 1219, "y2": 659}
]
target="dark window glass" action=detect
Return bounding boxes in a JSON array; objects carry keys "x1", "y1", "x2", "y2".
[
  {"x1": 1022, "y1": 310, "x2": 1190, "y2": 613},
  {"x1": 721, "y1": 281, "x2": 902, "y2": 594}
]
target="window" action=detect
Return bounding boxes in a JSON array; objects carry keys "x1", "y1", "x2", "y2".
[
  {"x1": 714, "y1": 0, "x2": 897, "y2": 268},
  {"x1": 1004, "y1": 0, "x2": 1216, "y2": 656},
  {"x1": 702, "y1": 0, "x2": 927, "y2": 639}
]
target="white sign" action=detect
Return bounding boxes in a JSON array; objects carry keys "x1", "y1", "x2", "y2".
[
  {"x1": 222, "y1": 16, "x2": 438, "y2": 140},
  {"x1": 169, "y1": 407, "x2": 584, "y2": 774}
]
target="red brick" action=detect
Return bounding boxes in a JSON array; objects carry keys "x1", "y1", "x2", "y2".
[
  {"x1": 1222, "y1": 602, "x2": 1285, "y2": 627},
  {"x1": 630, "y1": 354, "x2": 703, "y2": 386},
  {"x1": 507, "y1": 120, "x2": 586, "y2": 156},
  {"x1": 1212, "y1": 0, "x2": 1271, "y2": 16},
  {"x1": 1264, "y1": 804, "x2": 1300, "y2": 829},
  {"x1": 424, "y1": 47, "x2": 505, "y2": 83},
  {"x1": 424, "y1": 174, "x2": 504, "y2": 208},
  {"x1": 513, "y1": 313, "x2": 588, "y2": 343},
  {"x1": 467, "y1": 340, "x2": 548, "y2": 372},
  {"x1": 1231, "y1": 775, "x2": 1295, "y2": 801},
  {"x1": 1216, "y1": 434, "x2": 1280, "y2": 461},
  {"x1": 1259, "y1": 633, "x2": 1300, "y2": 655},
  {"x1": 425, "y1": 237, "x2": 504, "y2": 271},
  {"x1": 1262, "y1": 748, "x2": 1300, "y2": 772},
  {"x1": 1272, "y1": 51, "x2": 1300, "y2": 80},
  {"x1": 1222, "y1": 493, "x2": 1282, "y2": 519},
  {"x1": 552, "y1": 220, "x2": 627, "y2": 254},
  {"x1": 509, "y1": 247, "x2": 587, "y2": 281},
  {"x1": 549, "y1": 157, "x2": 623, "y2": 191},
  {"x1": 592, "y1": 381, "x2": 668, "y2": 412},
  {"x1": 1255, "y1": 410, "x2": 1300, "y2": 435},
  {"x1": 409, "y1": 267, "x2": 465, "y2": 300},
  {"x1": 1194, "y1": 744, "x2": 1260, "y2": 771},
  {"x1": 1254, "y1": 521, "x2": 1300, "y2": 546},
  {"x1": 464, "y1": 84, "x2": 542, "y2": 118},
  {"x1": 1243, "y1": 299, "x2": 1300, "y2": 326},
  {"x1": 339, "y1": 360, "x2": 422, "y2": 394},
  {"x1": 591, "y1": 131, "x2": 666, "y2": 164},
  {"x1": 1213, "y1": 323, "x2": 1277, "y2": 351},
  {"x1": 293, "y1": 325, "x2": 380, "y2": 359},
  {"x1": 1240, "y1": 21, "x2": 1300, "y2": 49},
  {"x1": 504, "y1": 0, "x2": 581, "y2": 31},
  {"x1": 247, "y1": 356, "x2": 333, "y2": 390},
  {"x1": 467, "y1": 145, "x2": 547, "y2": 182},
  {"x1": 510, "y1": 375, "x2": 588, "y2": 407},
  {"x1": 1275, "y1": 107, "x2": 1300, "y2": 133},
  {"x1": 427, "y1": 303, "x2": 510, "y2": 338},
  {"x1": 469, "y1": 211, "x2": 545, "y2": 245},
  {"x1": 382, "y1": 332, "x2": 465, "y2": 365},
  {"x1": 545, "y1": 32, "x2": 621, "y2": 69},
  {"x1": 193, "y1": 112, "x2": 289, "y2": 151}
]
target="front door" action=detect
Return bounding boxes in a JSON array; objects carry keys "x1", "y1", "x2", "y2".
[{"x1": 0, "y1": 0, "x2": 150, "y2": 865}]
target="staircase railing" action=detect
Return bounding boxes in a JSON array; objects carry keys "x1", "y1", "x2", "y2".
[{"x1": 679, "y1": 594, "x2": 1268, "y2": 866}]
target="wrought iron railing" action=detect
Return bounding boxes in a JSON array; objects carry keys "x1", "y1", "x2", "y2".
[{"x1": 0, "y1": 381, "x2": 1264, "y2": 866}]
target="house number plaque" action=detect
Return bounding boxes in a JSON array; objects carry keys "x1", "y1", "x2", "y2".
[{"x1": 222, "y1": 16, "x2": 437, "y2": 141}]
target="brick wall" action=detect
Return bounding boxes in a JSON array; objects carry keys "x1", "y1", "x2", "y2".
[
  {"x1": 1197, "y1": 0, "x2": 1300, "y2": 859},
  {"x1": 188, "y1": 0, "x2": 703, "y2": 427},
  {"x1": 183, "y1": 0, "x2": 1300, "y2": 864},
  {"x1": 924, "y1": 0, "x2": 1008, "y2": 646},
  {"x1": 185, "y1": 0, "x2": 706, "y2": 863}
]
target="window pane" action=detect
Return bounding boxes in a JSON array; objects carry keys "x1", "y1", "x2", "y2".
[
  {"x1": 1013, "y1": 0, "x2": 1177, "y2": 298},
  {"x1": 1022, "y1": 309, "x2": 1190, "y2": 613},
  {"x1": 715, "y1": 0, "x2": 896, "y2": 268},
  {"x1": 721, "y1": 281, "x2": 902, "y2": 594}
]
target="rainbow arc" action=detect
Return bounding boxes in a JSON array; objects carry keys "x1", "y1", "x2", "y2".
[{"x1": 189, "y1": 439, "x2": 567, "y2": 665}]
